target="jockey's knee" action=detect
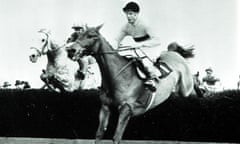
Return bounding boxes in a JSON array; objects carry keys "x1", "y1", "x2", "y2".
[
  {"x1": 142, "y1": 58, "x2": 152, "y2": 65},
  {"x1": 142, "y1": 59, "x2": 155, "y2": 73}
]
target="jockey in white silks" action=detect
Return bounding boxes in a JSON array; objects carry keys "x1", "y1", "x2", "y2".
[
  {"x1": 66, "y1": 24, "x2": 102, "y2": 89},
  {"x1": 114, "y1": 1, "x2": 164, "y2": 91}
]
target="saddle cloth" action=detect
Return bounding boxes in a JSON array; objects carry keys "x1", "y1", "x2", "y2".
[{"x1": 136, "y1": 59, "x2": 172, "y2": 80}]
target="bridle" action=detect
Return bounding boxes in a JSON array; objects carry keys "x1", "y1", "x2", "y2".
[
  {"x1": 38, "y1": 30, "x2": 50, "y2": 55},
  {"x1": 32, "y1": 30, "x2": 63, "y2": 56},
  {"x1": 30, "y1": 47, "x2": 42, "y2": 57}
]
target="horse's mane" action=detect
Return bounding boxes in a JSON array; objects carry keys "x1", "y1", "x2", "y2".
[{"x1": 167, "y1": 42, "x2": 195, "y2": 58}]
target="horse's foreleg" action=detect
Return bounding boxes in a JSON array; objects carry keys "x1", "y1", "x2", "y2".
[
  {"x1": 40, "y1": 73, "x2": 55, "y2": 91},
  {"x1": 95, "y1": 104, "x2": 110, "y2": 144},
  {"x1": 113, "y1": 103, "x2": 132, "y2": 144}
]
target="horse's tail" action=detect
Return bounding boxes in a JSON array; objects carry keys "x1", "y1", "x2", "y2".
[{"x1": 167, "y1": 42, "x2": 195, "y2": 58}]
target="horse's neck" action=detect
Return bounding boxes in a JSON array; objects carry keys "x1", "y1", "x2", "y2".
[
  {"x1": 46, "y1": 42, "x2": 66, "y2": 63},
  {"x1": 96, "y1": 36, "x2": 136, "y2": 89}
]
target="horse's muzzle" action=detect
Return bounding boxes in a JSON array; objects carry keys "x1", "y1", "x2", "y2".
[{"x1": 29, "y1": 54, "x2": 38, "y2": 63}]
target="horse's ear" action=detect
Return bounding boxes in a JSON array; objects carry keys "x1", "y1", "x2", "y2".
[
  {"x1": 38, "y1": 28, "x2": 51, "y2": 35},
  {"x1": 96, "y1": 24, "x2": 104, "y2": 32}
]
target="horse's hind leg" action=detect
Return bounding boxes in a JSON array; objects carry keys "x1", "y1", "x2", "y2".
[
  {"x1": 113, "y1": 103, "x2": 132, "y2": 144},
  {"x1": 95, "y1": 104, "x2": 110, "y2": 144}
]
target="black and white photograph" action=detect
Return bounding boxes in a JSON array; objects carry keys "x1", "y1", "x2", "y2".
[{"x1": 0, "y1": 0, "x2": 239, "y2": 143}]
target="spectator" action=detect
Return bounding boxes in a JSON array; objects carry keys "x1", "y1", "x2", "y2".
[
  {"x1": 237, "y1": 75, "x2": 240, "y2": 90},
  {"x1": 193, "y1": 71, "x2": 201, "y2": 86},
  {"x1": 202, "y1": 67, "x2": 220, "y2": 86},
  {"x1": 67, "y1": 24, "x2": 85, "y2": 43},
  {"x1": 23, "y1": 81, "x2": 31, "y2": 89},
  {"x1": 15, "y1": 80, "x2": 31, "y2": 89},
  {"x1": 15, "y1": 80, "x2": 24, "y2": 89},
  {"x1": 2, "y1": 81, "x2": 11, "y2": 88}
]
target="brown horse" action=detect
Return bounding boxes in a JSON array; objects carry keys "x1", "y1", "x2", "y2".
[{"x1": 66, "y1": 25, "x2": 196, "y2": 144}]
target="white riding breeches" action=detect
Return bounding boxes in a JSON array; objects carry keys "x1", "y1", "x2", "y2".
[{"x1": 118, "y1": 46, "x2": 162, "y2": 78}]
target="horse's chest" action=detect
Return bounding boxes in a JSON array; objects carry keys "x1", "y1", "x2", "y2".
[{"x1": 46, "y1": 63, "x2": 68, "y2": 74}]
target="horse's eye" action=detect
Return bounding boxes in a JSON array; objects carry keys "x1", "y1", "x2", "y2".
[{"x1": 41, "y1": 39, "x2": 45, "y2": 42}]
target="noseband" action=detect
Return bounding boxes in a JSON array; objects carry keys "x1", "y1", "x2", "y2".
[{"x1": 30, "y1": 47, "x2": 42, "y2": 57}]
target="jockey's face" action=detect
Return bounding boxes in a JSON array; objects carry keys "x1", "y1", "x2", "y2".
[
  {"x1": 206, "y1": 71, "x2": 213, "y2": 76},
  {"x1": 125, "y1": 11, "x2": 138, "y2": 24}
]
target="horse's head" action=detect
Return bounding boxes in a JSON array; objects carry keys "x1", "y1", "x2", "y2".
[
  {"x1": 66, "y1": 24, "x2": 103, "y2": 61},
  {"x1": 29, "y1": 47, "x2": 41, "y2": 63},
  {"x1": 29, "y1": 29, "x2": 60, "y2": 63}
]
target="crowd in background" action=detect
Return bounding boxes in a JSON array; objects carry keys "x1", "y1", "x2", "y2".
[
  {"x1": 1, "y1": 66, "x2": 240, "y2": 91},
  {"x1": 0, "y1": 80, "x2": 31, "y2": 89}
]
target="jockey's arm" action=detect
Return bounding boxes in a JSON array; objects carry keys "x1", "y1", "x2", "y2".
[
  {"x1": 140, "y1": 25, "x2": 161, "y2": 48},
  {"x1": 78, "y1": 56, "x2": 89, "y2": 74}
]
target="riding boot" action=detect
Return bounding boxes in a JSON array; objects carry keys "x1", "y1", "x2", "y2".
[
  {"x1": 137, "y1": 59, "x2": 158, "y2": 92},
  {"x1": 154, "y1": 60, "x2": 172, "y2": 79},
  {"x1": 144, "y1": 78, "x2": 156, "y2": 92},
  {"x1": 144, "y1": 72, "x2": 158, "y2": 92}
]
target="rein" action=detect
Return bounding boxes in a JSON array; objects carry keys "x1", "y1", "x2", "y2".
[
  {"x1": 87, "y1": 46, "x2": 143, "y2": 55},
  {"x1": 30, "y1": 47, "x2": 42, "y2": 56},
  {"x1": 89, "y1": 45, "x2": 141, "y2": 79}
]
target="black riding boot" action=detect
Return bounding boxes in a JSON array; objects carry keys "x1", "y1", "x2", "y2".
[
  {"x1": 136, "y1": 59, "x2": 157, "y2": 92},
  {"x1": 144, "y1": 78, "x2": 157, "y2": 92},
  {"x1": 144, "y1": 70, "x2": 159, "y2": 92}
]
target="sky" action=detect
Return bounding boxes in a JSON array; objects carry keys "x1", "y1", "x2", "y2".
[{"x1": 0, "y1": 0, "x2": 239, "y2": 89}]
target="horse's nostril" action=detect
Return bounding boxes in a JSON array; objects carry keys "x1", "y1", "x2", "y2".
[{"x1": 68, "y1": 49, "x2": 76, "y2": 53}]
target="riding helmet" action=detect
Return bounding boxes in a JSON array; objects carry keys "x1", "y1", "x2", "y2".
[
  {"x1": 123, "y1": 1, "x2": 140, "y2": 13},
  {"x1": 205, "y1": 67, "x2": 213, "y2": 73},
  {"x1": 72, "y1": 24, "x2": 84, "y2": 31}
]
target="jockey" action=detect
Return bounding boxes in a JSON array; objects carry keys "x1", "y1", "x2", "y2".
[
  {"x1": 66, "y1": 24, "x2": 89, "y2": 80},
  {"x1": 67, "y1": 24, "x2": 85, "y2": 43},
  {"x1": 115, "y1": 1, "x2": 163, "y2": 91},
  {"x1": 202, "y1": 67, "x2": 220, "y2": 86},
  {"x1": 237, "y1": 75, "x2": 240, "y2": 89}
]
